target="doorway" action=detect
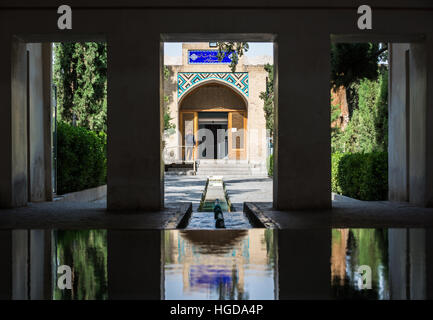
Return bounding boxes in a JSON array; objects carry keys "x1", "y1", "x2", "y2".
[{"x1": 198, "y1": 112, "x2": 228, "y2": 160}]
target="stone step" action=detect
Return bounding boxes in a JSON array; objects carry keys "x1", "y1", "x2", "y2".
[
  {"x1": 197, "y1": 166, "x2": 251, "y2": 170},
  {"x1": 198, "y1": 160, "x2": 249, "y2": 164},
  {"x1": 197, "y1": 167, "x2": 251, "y2": 171},
  {"x1": 197, "y1": 169, "x2": 250, "y2": 171},
  {"x1": 196, "y1": 160, "x2": 254, "y2": 176},
  {"x1": 198, "y1": 174, "x2": 251, "y2": 176},
  {"x1": 198, "y1": 166, "x2": 250, "y2": 168}
]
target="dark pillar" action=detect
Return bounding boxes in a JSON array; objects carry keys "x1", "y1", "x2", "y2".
[{"x1": 108, "y1": 230, "x2": 162, "y2": 299}]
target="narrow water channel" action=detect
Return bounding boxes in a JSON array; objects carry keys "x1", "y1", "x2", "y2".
[
  {"x1": 186, "y1": 176, "x2": 253, "y2": 229},
  {"x1": 185, "y1": 211, "x2": 253, "y2": 229}
]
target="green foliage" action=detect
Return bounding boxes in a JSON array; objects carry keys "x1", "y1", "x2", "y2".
[
  {"x1": 267, "y1": 154, "x2": 274, "y2": 177},
  {"x1": 217, "y1": 42, "x2": 249, "y2": 72},
  {"x1": 332, "y1": 228, "x2": 389, "y2": 299},
  {"x1": 260, "y1": 64, "x2": 275, "y2": 135},
  {"x1": 332, "y1": 69, "x2": 388, "y2": 154},
  {"x1": 57, "y1": 122, "x2": 107, "y2": 195},
  {"x1": 331, "y1": 43, "x2": 386, "y2": 89},
  {"x1": 53, "y1": 43, "x2": 107, "y2": 133},
  {"x1": 54, "y1": 230, "x2": 107, "y2": 300},
  {"x1": 330, "y1": 97, "x2": 341, "y2": 125},
  {"x1": 331, "y1": 153, "x2": 345, "y2": 194},
  {"x1": 332, "y1": 152, "x2": 388, "y2": 201},
  {"x1": 163, "y1": 66, "x2": 176, "y2": 132}
]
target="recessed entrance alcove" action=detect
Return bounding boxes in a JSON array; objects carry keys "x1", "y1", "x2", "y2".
[{"x1": 179, "y1": 82, "x2": 248, "y2": 160}]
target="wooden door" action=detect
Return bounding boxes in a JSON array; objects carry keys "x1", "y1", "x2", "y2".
[
  {"x1": 180, "y1": 112, "x2": 197, "y2": 161},
  {"x1": 228, "y1": 111, "x2": 247, "y2": 160}
]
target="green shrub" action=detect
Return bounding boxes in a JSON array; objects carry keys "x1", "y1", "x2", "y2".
[
  {"x1": 332, "y1": 70, "x2": 388, "y2": 154},
  {"x1": 331, "y1": 153, "x2": 345, "y2": 194},
  {"x1": 331, "y1": 152, "x2": 388, "y2": 201},
  {"x1": 57, "y1": 122, "x2": 107, "y2": 195},
  {"x1": 267, "y1": 154, "x2": 274, "y2": 177}
]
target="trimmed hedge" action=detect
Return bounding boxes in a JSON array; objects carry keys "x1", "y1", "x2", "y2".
[
  {"x1": 331, "y1": 152, "x2": 388, "y2": 201},
  {"x1": 57, "y1": 122, "x2": 107, "y2": 195},
  {"x1": 267, "y1": 154, "x2": 274, "y2": 177}
]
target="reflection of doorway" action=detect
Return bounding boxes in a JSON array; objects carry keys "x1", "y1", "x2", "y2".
[{"x1": 198, "y1": 112, "x2": 228, "y2": 159}]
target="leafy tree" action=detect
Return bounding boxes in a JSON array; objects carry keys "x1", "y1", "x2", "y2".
[
  {"x1": 54, "y1": 43, "x2": 176, "y2": 133},
  {"x1": 53, "y1": 42, "x2": 107, "y2": 133},
  {"x1": 330, "y1": 43, "x2": 388, "y2": 132},
  {"x1": 330, "y1": 97, "x2": 341, "y2": 134},
  {"x1": 163, "y1": 66, "x2": 176, "y2": 132},
  {"x1": 217, "y1": 42, "x2": 249, "y2": 72},
  {"x1": 259, "y1": 64, "x2": 275, "y2": 136},
  {"x1": 332, "y1": 68, "x2": 388, "y2": 153},
  {"x1": 331, "y1": 43, "x2": 388, "y2": 90}
]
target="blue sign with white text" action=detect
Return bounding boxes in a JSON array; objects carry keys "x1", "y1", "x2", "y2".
[{"x1": 188, "y1": 50, "x2": 233, "y2": 64}]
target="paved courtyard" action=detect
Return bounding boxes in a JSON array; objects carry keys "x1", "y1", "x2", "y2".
[{"x1": 164, "y1": 175, "x2": 273, "y2": 211}]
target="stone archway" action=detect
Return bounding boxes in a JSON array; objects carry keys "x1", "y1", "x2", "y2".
[{"x1": 179, "y1": 81, "x2": 248, "y2": 161}]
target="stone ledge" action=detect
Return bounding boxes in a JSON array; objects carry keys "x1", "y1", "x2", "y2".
[
  {"x1": 245, "y1": 201, "x2": 433, "y2": 229},
  {"x1": 164, "y1": 202, "x2": 193, "y2": 229},
  {"x1": 0, "y1": 201, "x2": 193, "y2": 230},
  {"x1": 243, "y1": 202, "x2": 279, "y2": 228},
  {"x1": 54, "y1": 185, "x2": 107, "y2": 202}
]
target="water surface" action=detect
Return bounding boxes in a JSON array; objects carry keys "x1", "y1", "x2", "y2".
[{"x1": 6, "y1": 227, "x2": 430, "y2": 300}]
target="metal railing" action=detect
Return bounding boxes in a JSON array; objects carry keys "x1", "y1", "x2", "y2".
[{"x1": 163, "y1": 145, "x2": 197, "y2": 171}]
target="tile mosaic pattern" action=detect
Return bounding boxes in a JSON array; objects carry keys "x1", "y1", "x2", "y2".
[{"x1": 178, "y1": 72, "x2": 249, "y2": 99}]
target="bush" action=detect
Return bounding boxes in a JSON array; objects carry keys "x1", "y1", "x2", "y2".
[
  {"x1": 331, "y1": 153, "x2": 345, "y2": 195},
  {"x1": 332, "y1": 69, "x2": 388, "y2": 154},
  {"x1": 57, "y1": 122, "x2": 107, "y2": 195},
  {"x1": 267, "y1": 154, "x2": 273, "y2": 177},
  {"x1": 332, "y1": 152, "x2": 388, "y2": 201}
]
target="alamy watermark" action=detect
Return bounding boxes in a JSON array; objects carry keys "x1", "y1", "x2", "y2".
[
  {"x1": 56, "y1": 4, "x2": 372, "y2": 31},
  {"x1": 57, "y1": 265, "x2": 72, "y2": 290},
  {"x1": 357, "y1": 265, "x2": 372, "y2": 290}
]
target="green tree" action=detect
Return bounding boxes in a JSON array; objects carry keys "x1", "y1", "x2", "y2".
[
  {"x1": 330, "y1": 43, "x2": 388, "y2": 129},
  {"x1": 163, "y1": 66, "x2": 176, "y2": 132},
  {"x1": 332, "y1": 68, "x2": 388, "y2": 153},
  {"x1": 217, "y1": 42, "x2": 249, "y2": 72},
  {"x1": 259, "y1": 64, "x2": 275, "y2": 136},
  {"x1": 54, "y1": 43, "x2": 176, "y2": 133},
  {"x1": 53, "y1": 42, "x2": 107, "y2": 133},
  {"x1": 331, "y1": 43, "x2": 388, "y2": 90}
]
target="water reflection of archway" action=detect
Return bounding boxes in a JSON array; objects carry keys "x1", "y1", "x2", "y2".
[
  {"x1": 179, "y1": 230, "x2": 248, "y2": 254},
  {"x1": 163, "y1": 230, "x2": 276, "y2": 300}
]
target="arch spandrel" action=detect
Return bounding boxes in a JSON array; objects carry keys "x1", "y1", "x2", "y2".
[
  {"x1": 179, "y1": 82, "x2": 247, "y2": 111},
  {"x1": 177, "y1": 72, "x2": 249, "y2": 103}
]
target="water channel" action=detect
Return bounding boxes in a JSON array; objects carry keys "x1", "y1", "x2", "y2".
[{"x1": 185, "y1": 176, "x2": 253, "y2": 229}]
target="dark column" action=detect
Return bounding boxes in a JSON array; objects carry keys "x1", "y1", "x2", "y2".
[
  {"x1": 30, "y1": 230, "x2": 53, "y2": 300},
  {"x1": 277, "y1": 229, "x2": 331, "y2": 299},
  {"x1": 108, "y1": 230, "x2": 162, "y2": 299},
  {"x1": 107, "y1": 18, "x2": 163, "y2": 210},
  {"x1": 0, "y1": 230, "x2": 28, "y2": 299},
  {"x1": 274, "y1": 32, "x2": 331, "y2": 210}
]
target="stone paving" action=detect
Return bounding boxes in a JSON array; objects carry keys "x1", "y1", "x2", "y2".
[
  {"x1": 223, "y1": 176, "x2": 273, "y2": 211},
  {"x1": 164, "y1": 175, "x2": 273, "y2": 212},
  {"x1": 165, "y1": 175, "x2": 272, "y2": 229},
  {"x1": 2, "y1": 174, "x2": 433, "y2": 229},
  {"x1": 164, "y1": 175, "x2": 208, "y2": 211}
]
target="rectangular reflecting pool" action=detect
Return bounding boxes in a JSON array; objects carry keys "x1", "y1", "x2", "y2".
[{"x1": 1, "y1": 228, "x2": 432, "y2": 300}]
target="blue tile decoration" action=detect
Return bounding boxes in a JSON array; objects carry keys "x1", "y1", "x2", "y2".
[
  {"x1": 178, "y1": 72, "x2": 249, "y2": 99},
  {"x1": 188, "y1": 50, "x2": 233, "y2": 64}
]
